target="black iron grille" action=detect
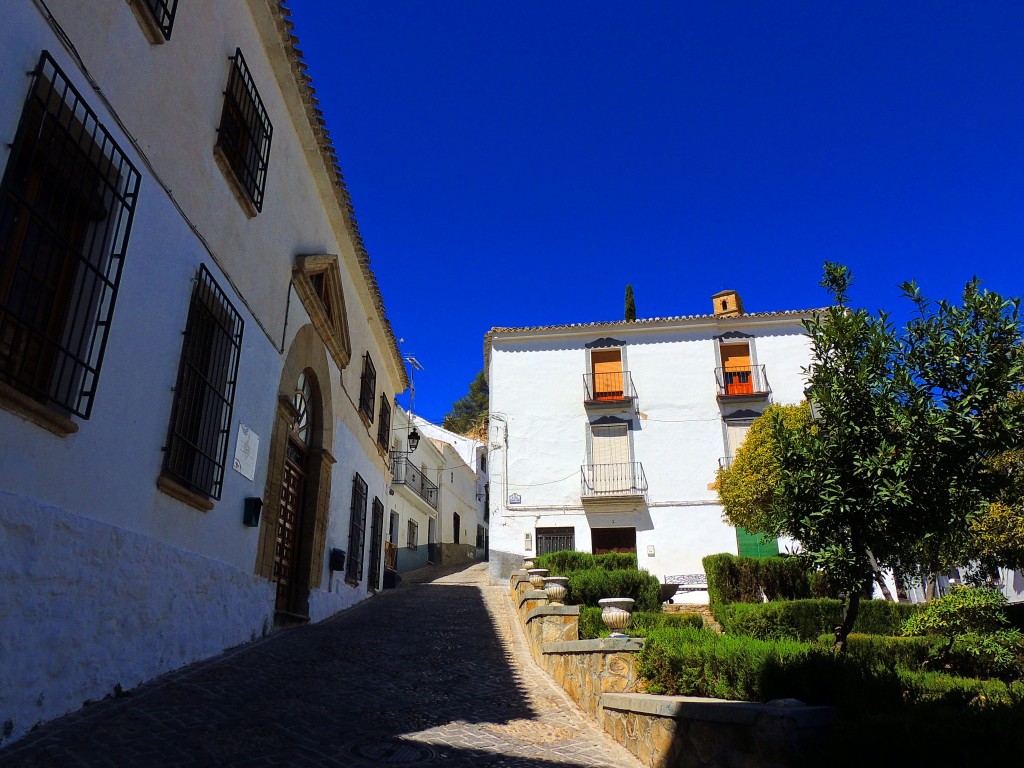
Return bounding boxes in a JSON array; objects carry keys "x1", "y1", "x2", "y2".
[
  {"x1": 368, "y1": 496, "x2": 384, "y2": 588},
  {"x1": 142, "y1": 0, "x2": 179, "y2": 41},
  {"x1": 376, "y1": 393, "x2": 391, "y2": 449},
  {"x1": 358, "y1": 352, "x2": 375, "y2": 420},
  {"x1": 347, "y1": 473, "x2": 368, "y2": 582},
  {"x1": 163, "y1": 265, "x2": 244, "y2": 500},
  {"x1": 0, "y1": 51, "x2": 140, "y2": 418},
  {"x1": 216, "y1": 49, "x2": 272, "y2": 212}
]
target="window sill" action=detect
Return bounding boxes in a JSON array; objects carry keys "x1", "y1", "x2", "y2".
[
  {"x1": 213, "y1": 143, "x2": 259, "y2": 219},
  {"x1": 126, "y1": 0, "x2": 169, "y2": 44},
  {"x1": 157, "y1": 474, "x2": 215, "y2": 512},
  {"x1": 0, "y1": 381, "x2": 78, "y2": 437}
]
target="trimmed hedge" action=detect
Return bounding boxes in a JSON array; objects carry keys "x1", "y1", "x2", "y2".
[
  {"x1": 702, "y1": 552, "x2": 837, "y2": 605},
  {"x1": 817, "y1": 632, "x2": 938, "y2": 670},
  {"x1": 534, "y1": 550, "x2": 638, "y2": 575},
  {"x1": 577, "y1": 608, "x2": 704, "y2": 639},
  {"x1": 567, "y1": 568, "x2": 661, "y2": 612},
  {"x1": 713, "y1": 598, "x2": 923, "y2": 641}
]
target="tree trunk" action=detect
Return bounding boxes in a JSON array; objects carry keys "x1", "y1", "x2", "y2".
[
  {"x1": 866, "y1": 549, "x2": 894, "y2": 602},
  {"x1": 833, "y1": 591, "x2": 861, "y2": 654}
]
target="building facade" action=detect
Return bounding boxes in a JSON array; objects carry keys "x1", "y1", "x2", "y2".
[
  {"x1": 485, "y1": 291, "x2": 817, "y2": 587},
  {"x1": 0, "y1": 0, "x2": 406, "y2": 744}
]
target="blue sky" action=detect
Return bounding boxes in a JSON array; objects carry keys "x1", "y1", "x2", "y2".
[{"x1": 288, "y1": 1, "x2": 1024, "y2": 423}]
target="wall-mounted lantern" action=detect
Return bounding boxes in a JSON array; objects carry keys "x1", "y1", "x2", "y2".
[{"x1": 408, "y1": 427, "x2": 421, "y2": 452}]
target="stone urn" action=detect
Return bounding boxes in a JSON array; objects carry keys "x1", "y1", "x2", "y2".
[
  {"x1": 543, "y1": 576, "x2": 569, "y2": 605},
  {"x1": 523, "y1": 557, "x2": 535, "y2": 570},
  {"x1": 527, "y1": 568, "x2": 549, "y2": 590},
  {"x1": 599, "y1": 597, "x2": 635, "y2": 638}
]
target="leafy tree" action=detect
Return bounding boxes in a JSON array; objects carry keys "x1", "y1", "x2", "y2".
[
  {"x1": 625, "y1": 284, "x2": 636, "y2": 321},
  {"x1": 770, "y1": 264, "x2": 1024, "y2": 651},
  {"x1": 442, "y1": 369, "x2": 489, "y2": 437},
  {"x1": 966, "y1": 441, "x2": 1024, "y2": 575}
]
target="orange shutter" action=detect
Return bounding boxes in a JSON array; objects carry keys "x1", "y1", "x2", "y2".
[{"x1": 591, "y1": 350, "x2": 623, "y2": 400}]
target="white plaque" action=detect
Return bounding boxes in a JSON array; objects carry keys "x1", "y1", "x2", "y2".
[{"x1": 232, "y1": 423, "x2": 260, "y2": 481}]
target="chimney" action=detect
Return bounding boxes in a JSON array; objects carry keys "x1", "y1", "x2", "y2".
[{"x1": 712, "y1": 290, "x2": 744, "y2": 318}]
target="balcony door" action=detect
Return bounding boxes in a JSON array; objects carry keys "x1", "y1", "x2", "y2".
[
  {"x1": 590, "y1": 422, "x2": 631, "y2": 493},
  {"x1": 591, "y1": 349, "x2": 624, "y2": 400},
  {"x1": 720, "y1": 343, "x2": 753, "y2": 395}
]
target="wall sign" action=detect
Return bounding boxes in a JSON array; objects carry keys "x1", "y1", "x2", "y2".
[
  {"x1": 233, "y1": 423, "x2": 260, "y2": 481},
  {"x1": 509, "y1": 493, "x2": 521, "y2": 505}
]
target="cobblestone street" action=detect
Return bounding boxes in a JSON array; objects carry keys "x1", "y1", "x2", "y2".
[{"x1": 0, "y1": 563, "x2": 641, "y2": 767}]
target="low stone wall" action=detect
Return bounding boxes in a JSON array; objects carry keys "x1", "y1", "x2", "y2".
[{"x1": 506, "y1": 571, "x2": 836, "y2": 768}]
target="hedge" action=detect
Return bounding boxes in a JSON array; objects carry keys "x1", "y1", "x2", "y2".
[
  {"x1": 701, "y1": 552, "x2": 837, "y2": 605},
  {"x1": 577, "y1": 607, "x2": 703, "y2": 639},
  {"x1": 567, "y1": 568, "x2": 661, "y2": 612},
  {"x1": 713, "y1": 598, "x2": 923, "y2": 641},
  {"x1": 534, "y1": 550, "x2": 638, "y2": 575}
]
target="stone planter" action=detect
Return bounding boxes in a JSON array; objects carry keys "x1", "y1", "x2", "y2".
[
  {"x1": 599, "y1": 598, "x2": 635, "y2": 638},
  {"x1": 528, "y1": 568, "x2": 549, "y2": 589},
  {"x1": 543, "y1": 576, "x2": 569, "y2": 605},
  {"x1": 523, "y1": 557, "x2": 535, "y2": 570}
]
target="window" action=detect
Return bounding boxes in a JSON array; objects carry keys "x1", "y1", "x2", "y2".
[
  {"x1": 590, "y1": 349, "x2": 624, "y2": 400},
  {"x1": 479, "y1": 453, "x2": 487, "y2": 472},
  {"x1": 0, "y1": 52, "x2": 141, "y2": 420},
  {"x1": 376, "y1": 393, "x2": 391, "y2": 450},
  {"x1": 346, "y1": 473, "x2": 368, "y2": 583},
  {"x1": 720, "y1": 342, "x2": 753, "y2": 395},
  {"x1": 453, "y1": 512, "x2": 461, "y2": 544},
  {"x1": 358, "y1": 352, "x2": 375, "y2": 421},
  {"x1": 389, "y1": 510, "x2": 399, "y2": 544},
  {"x1": 536, "y1": 527, "x2": 575, "y2": 556},
  {"x1": 407, "y1": 519, "x2": 418, "y2": 550},
  {"x1": 132, "y1": 0, "x2": 179, "y2": 41},
  {"x1": 367, "y1": 497, "x2": 384, "y2": 589},
  {"x1": 215, "y1": 49, "x2": 272, "y2": 214},
  {"x1": 162, "y1": 265, "x2": 244, "y2": 500},
  {"x1": 476, "y1": 524, "x2": 485, "y2": 549},
  {"x1": 592, "y1": 527, "x2": 637, "y2": 554}
]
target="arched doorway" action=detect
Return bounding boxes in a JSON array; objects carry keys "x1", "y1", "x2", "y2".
[{"x1": 255, "y1": 325, "x2": 336, "y2": 621}]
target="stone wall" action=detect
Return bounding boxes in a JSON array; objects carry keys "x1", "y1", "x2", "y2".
[{"x1": 507, "y1": 571, "x2": 836, "y2": 768}]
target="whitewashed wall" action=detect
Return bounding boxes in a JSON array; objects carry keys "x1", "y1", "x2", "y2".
[{"x1": 486, "y1": 315, "x2": 813, "y2": 585}]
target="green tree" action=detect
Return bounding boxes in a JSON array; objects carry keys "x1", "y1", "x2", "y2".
[
  {"x1": 625, "y1": 284, "x2": 636, "y2": 321},
  {"x1": 771, "y1": 264, "x2": 1024, "y2": 650},
  {"x1": 442, "y1": 370, "x2": 489, "y2": 437}
]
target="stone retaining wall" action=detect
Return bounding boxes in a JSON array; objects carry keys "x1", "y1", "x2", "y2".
[{"x1": 507, "y1": 570, "x2": 835, "y2": 768}]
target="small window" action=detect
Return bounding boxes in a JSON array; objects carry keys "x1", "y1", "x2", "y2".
[
  {"x1": 376, "y1": 393, "x2": 391, "y2": 450},
  {"x1": 162, "y1": 266, "x2": 244, "y2": 500},
  {"x1": 215, "y1": 49, "x2": 272, "y2": 214},
  {"x1": 536, "y1": 527, "x2": 575, "y2": 556},
  {"x1": 346, "y1": 473, "x2": 368, "y2": 583},
  {"x1": 358, "y1": 352, "x2": 376, "y2": 421},
  {"x1": 132, "y1": 0, "x2": 179, "y2": 41},
  {"x1": 479, "y1": 453, "x2": 487, "y2": 472},
  {"x1": 476, "y1": 524, "x2": 485, "y2": 549},
  {"x1": 0, "y1": 51, "x2": 141, "y2": 419},
  {"x1": 407, "y1": 519, "x2": 419, "y2": 550}
]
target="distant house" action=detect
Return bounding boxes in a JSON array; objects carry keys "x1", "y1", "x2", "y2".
[
  {"x1": 385, "y1": 408, "x2": 488, "y2": 576},
  {"x1": 484, "y1": 291, "x2": 818, "y2": 588},
  {"x1": 0, "y1": 0, "x2": 406, "y2": 744}
]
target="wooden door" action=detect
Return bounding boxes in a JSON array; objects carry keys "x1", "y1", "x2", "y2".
[
  {"x1": 720, "y1": 343, "x2": 752, "y2": 395},
  {"x1": 591, "y1": 349, "x2": 623, "y2": 400},
  {"x1": 273, "y1": 439, "x2": 306, "y2": 612},
  {"x1": 591, "y1": 527, "x2": 637, "y2": 554}
]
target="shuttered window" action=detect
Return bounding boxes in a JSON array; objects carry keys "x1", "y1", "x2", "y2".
[{"x1": 346, "y1": 473, "x2": 368, "y2": 582}]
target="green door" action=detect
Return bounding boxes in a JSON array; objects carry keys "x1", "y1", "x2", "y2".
[{"x1": 735, "y1": 527, "x2": 779, "y2": 558}]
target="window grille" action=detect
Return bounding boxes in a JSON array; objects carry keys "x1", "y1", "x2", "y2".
[
  {"x1": 536, "y1": 527, "x2": 575, "y2": 556},
  {"x1": 367, "y1": 497, "x2": 384, "y2": 588},
  {"x1": 162, "y1": 265, "x2": 244, "y2": 499},
  {"x1": 407, "y1": 519, "x2": 418, "y2": 550},
  {"x1": 358, "y1": 352, "x2": 375, "y2": 421},
  {"x1": 141, "y1": 0, "x2": 179, "y2": 41},
  {"x1": 0, "y1": 51, "x2": 140, "y2": 419},
  {"x1": 216, "y1": 49, "x2": 272, "y2": 213},
  {"x1": 347, "y1": 473, "x2": 368, "y2": 582},
  {"x1": 376, "y1": 393, "x2": 391, "y2": 450}
]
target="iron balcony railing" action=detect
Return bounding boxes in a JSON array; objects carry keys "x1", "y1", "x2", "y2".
[
  {"x1": 390, "y1": 452, "x2": 439, "y2": 509},
  {"x1": 580, "y1": 462, "x2": 648, "y2": 501},
  {"x1": 718, "y1": 456, "x2": 734, "y2": 471},
  {"x1": 715, "y1": 364, "x2": 770, "y2": 398},
  {"x1": 583, "y1": 370, "x2": 637, "y2": 404}
]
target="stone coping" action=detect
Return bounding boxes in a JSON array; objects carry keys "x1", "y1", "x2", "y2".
[
  {"x1": 602, "y1": 693, "x2": 836, "y2": 728},
  {"x1": 525, "y1": 605, "x2": 580, "y2": 623},
  {"x1": 542, "y1": 638, "x2": 644, "y2": 654},
  {"x1": 517, "y1": 590, "x2": 549, "y2": 609}
]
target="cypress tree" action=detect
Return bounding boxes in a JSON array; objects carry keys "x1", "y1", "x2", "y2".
[{"x1": 625, "y1": 284, "x2": 636, "y2": 321}]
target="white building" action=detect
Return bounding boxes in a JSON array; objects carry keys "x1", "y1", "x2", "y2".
[
  {"x1": 0, "y1": 0, "x2": 406, "y2": 744},
  {"x1": 384, "y1": 408, "x2": 488, "y2": 575},
  {"x1": 485, "y1": 291, "x2": 817, "y2": 587}
]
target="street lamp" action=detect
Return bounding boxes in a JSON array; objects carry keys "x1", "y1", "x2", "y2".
[{"x1": 408, "y1": 427, "x2": 421, "y2": 453}]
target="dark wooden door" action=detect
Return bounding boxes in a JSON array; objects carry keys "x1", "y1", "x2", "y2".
[
  {"x1": 273, "y1": 439, "x2": 306, "y2": 612},
  {"x1": 591, "y1": 527, "x2": 637, "y2": 555}
]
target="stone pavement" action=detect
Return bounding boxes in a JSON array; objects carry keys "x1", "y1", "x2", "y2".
[{"x1": 0, "y1": 562, "x2": 642, "y2": 767}]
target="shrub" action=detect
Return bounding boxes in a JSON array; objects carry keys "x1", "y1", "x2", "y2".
[
  {"x1": 702, "y1": 552, "x2": 836, "y2": 605},
  {"x1": 594, "y1": 552, "x2": 638, "y2": 571},
  {"x1": 534, "y1": 550, "x2": 595, "y2": 574},
  {"x1": 566, "y1": 568, "x2": 661, "y2": 611},
  {"x1": 577, "y1": 608, "x2": 704, "y2": 639},
  {"x1": 715, "y1": 598, "x2": 922, "y2": 641},
  {"x1": 816, "y1": 632, "x2": 938, "y2": 671}
]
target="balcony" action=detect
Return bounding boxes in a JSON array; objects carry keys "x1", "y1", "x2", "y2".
[
  {"x1": 715, "y1": 365, "x2": 770, "y2": 400},
  {"x1": 583, "y1": 370, "x2": 637, "y2": 408},
  {"x1": 390, "y1": 452, "x2": 439, "y2": 510},
  {"x1": 580, "y1": 462, "x2": 648, "y2": 504},
  {"x1": 718, "y1": 456, "x2": 734, "y2": 471}
]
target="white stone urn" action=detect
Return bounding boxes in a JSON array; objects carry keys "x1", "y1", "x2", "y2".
[
  {"x1": 599, "y1": 597, "x2": 635, "y2": 638},
  {"x1": 527, "y1": 568, "x2": 549, "y2": 590},
  {"x1": 523, "y1": 557, "x2": 535, "y2": 570},
  {"x1": 543, "y1": 576, "x2": 569, "y2": 605}
]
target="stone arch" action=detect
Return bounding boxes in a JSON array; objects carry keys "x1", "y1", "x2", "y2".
[{"x1": 254, "y1": 324, "x2": 337, "y2": 619}]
